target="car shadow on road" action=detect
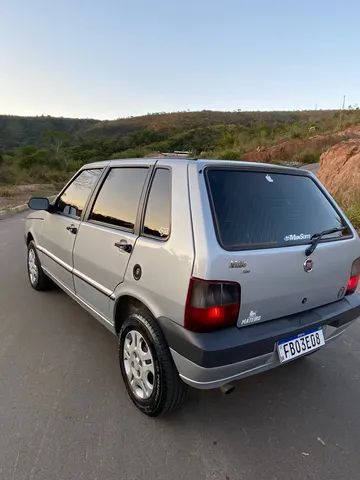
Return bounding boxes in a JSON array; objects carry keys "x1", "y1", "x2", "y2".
[
  {"x1": 44, "y1": 285, "x2": 360, "y2": 461},
  {"x1": 161, "y1": 335, "x2": 359, "y2": 441}
]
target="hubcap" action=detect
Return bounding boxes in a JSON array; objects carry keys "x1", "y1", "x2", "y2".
[
  {"x1": 28, "y1": 248, "x2": 38, "y2": 285},
  {"x1": 123, "y1": 330, "x2": 155, "y2": 400}
]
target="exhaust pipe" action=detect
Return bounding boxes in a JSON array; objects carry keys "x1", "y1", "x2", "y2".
[{"x1": 220, "y1": 383, "x2": 235, "y2": 395}]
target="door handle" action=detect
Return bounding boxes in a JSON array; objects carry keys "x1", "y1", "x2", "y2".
[
  {"x1": 66, "y1": 224, "x2": 78, "y2": 234},
  {"x1": 114, "y1": 240, "x2": 132, "y2": 253}
]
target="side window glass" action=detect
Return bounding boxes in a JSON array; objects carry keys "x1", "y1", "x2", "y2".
[
  {"x1": 55, "y1": 169, "x2": 101, "y2": 218},
  {"x1": 89, "y1": 168, "x2": 148, "y2": 230},
  {"x1": 143, "y1": 169, "x2": 171, "y2": 239}
]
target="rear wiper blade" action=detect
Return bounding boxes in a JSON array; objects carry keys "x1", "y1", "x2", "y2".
[{"x1": 305, "y1": 226, "x2": 347, "y2": 257}]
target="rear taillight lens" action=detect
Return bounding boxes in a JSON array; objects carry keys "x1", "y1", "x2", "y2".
[
  {"x1": 346, "y1": 258, "x2": 360, "y2": 295},
  {"x1": 184, "y1": 278, "x2": 240, "y2": 332}
]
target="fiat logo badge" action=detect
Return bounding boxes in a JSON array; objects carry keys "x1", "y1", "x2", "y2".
[{"x1": 303, "y1": 258, "x2": 313, "y2": 273}]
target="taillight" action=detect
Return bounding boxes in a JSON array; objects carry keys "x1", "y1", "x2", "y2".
[
  {"x1": 346, "y1": 258, "x2": 360, "y2": 295},
  {"x1": 184, "y1": 278, "x2": 240, "y2": 332}
]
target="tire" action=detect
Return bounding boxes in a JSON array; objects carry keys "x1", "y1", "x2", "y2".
[
  {"x1": 27, "y1": 241, "x2": 52, "y2": 291},
  {"x1": 118, "y1": 310, "x2": 187, "y2": 417}
]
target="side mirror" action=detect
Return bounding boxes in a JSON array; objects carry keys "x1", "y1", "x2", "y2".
[{"x1": 28, "y1": 197, "x2": 50, "y2": 211}]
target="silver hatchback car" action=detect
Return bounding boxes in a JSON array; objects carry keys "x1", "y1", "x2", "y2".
[{"x1": 25, "y1": 158, "x2": 360, "y2": 416}]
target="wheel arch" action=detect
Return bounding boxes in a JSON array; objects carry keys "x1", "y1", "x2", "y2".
[
  {"x1": 113, "y1": 294, "x2": 158, "y2": 336},
  {"x1": 26, "y1": 232, "x2": 34, "y2": 245}
]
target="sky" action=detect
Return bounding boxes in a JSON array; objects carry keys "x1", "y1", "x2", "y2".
[{"x1": 0, "y1": 0, "x2": 359, "y2": 120}]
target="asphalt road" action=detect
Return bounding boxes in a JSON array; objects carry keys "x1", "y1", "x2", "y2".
[
  {"x1": 300, "y1": 163, "x2": 320, "y2": 175},
  {"x1": 1, "y1": 212, "x2": 360, "y2": 480}
]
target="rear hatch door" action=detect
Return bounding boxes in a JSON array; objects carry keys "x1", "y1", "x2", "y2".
[{"x1": 205, "y1": 167, "x2": 356, "y2": 326}]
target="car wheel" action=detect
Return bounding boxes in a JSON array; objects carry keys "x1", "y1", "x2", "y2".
[
  {"x1": 119, "y1": 311, "x2": 187, "y2": 416},
  {"x1": 27, "y1": 241, "x2": 52, "y2": 291}
]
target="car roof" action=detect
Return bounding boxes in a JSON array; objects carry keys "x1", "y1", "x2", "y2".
[{"x1": 82, "y1": 157, "x2": 311, "y2": 176}]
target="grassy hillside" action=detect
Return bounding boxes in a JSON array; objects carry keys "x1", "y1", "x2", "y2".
[
  {"x1": 78, "y1": 110, "x2": 338, "y2": 142},
  {"x1": 1, "y1": 109, "x2": 359, "y2": 227},
  {"x1": 1, "y1": 109, "x2": 360, "y2": 185},
  {"x1": 0, "y1": 115, "x2": 97, "y2": 150}
]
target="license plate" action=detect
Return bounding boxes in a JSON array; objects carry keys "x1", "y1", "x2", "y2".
[{"x1": 277, "y1": 327, "x2": 325, "y2": 363}]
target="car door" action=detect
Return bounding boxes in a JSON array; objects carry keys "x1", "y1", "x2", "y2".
[
  {"x1": 36, "y1": 168, "x2": 102, "y2": 292},
  {"x1": 72, "y1": 163, "x2": 152, "y2": 318}
]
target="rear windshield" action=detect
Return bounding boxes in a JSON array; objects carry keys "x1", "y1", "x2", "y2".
[{"x1": 206, "y1": 169, "x2": 350, "y2": 250}]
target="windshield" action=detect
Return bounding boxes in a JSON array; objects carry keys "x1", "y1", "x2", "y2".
[{"x1": 206, "y1": 169, "x2": 351, "y2": 250}]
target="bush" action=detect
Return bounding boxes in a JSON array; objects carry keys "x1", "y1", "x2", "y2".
[
  {"x1": 0, "y1": 164, "x2": 17, "y2": 184},
  {"x1": 344, "y1": 201, "x2": 360, "y2": 232},
  {"x1": 111, "y1": 147, "x2": 148, "y2": 159},
  {"x1": 289, "y1": 126, "x2": 302, "y2": 139},
  {"x1": 218, "y1": 150, "x2": 241, "y2": 160},
  {"x1": 293, "y1": 149, "x2": 321, "y2": 164}
]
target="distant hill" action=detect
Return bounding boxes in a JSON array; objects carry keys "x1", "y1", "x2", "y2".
[
  {"x1": 1, "y1": 108, "x2": 360, "y2": 187},
  {"x1": 2, "y1": 109, "x2": 359, "y2": 231},
  {"x1": 0, "y1": 109, "x2": 345, "y2": 151},
  {"x1": 0, "y1": 115, "x2": 98, "y2": 150},
  {"x1": 78, "y1": 110, "x2": 338, "y2": 142}
]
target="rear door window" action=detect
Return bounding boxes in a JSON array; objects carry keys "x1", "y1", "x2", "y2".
[
  {"x1": 206, "y1": 169, "x2": 350, "y2": 250},
  {"x1": 142, "y1": 168, "x2": 171, "y2": 239},
  {"x1": 89, "y1": 167, "x2": 148, "y2": 231}
]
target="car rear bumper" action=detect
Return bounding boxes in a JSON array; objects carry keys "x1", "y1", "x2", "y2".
[{"x1": 158, "y1": 294, "x2": 360, "y2": 389}]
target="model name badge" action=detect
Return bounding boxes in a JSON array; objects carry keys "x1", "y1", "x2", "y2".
[
  {"x1": 229, "y1": 260, "x2": 247, "y2": 269},
  {"x1": 284, "y1": 233, "x2": 311, "y2": 242},
  {"x1": 241, "y1": 310, "x2": 262, "y2": 326}
]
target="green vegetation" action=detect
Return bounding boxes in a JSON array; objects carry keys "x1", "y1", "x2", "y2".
[
  {"x1": 340, "y1": 193, "x2": 360, "y2": 233},
  {"x1": 346, "y1": 202, "x2": 360, "y2": 231},
  {"x1": 0, "y1": 115, "x2": 97, "y2": 150},
  {"x1": 1, "y1": 109, "x2": 360, "y2": 186},
  {"x1": 292, "y1": 148, "x2": 322, "y2": 164},
  {"x1": 1, "y1": 109, "x2": 360, "y2": 229}
]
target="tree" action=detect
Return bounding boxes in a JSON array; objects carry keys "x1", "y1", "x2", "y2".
[{"x1": 43, "y1": 130, "x2": 70, "y2": 155}]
